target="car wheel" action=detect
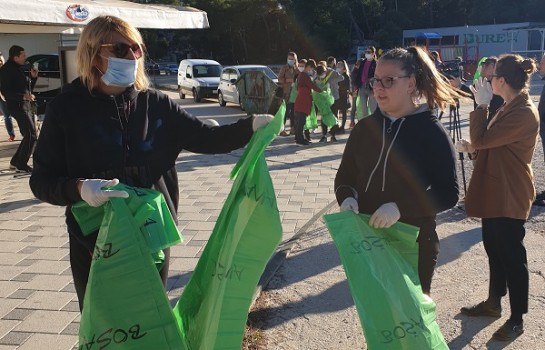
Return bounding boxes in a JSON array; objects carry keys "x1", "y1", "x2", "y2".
[
  {"x1": 179, "y1": 86, "x2": 185, "y2": 99},
  {"x1": 239, "y1": 97, "x2": 245, "y2": 111},
  {"x1": 218, "y1": 91, "x2": 227, "y2": 107},
  {"x1": 193, "y1": 88, "x2": 201, "y2": 103}
]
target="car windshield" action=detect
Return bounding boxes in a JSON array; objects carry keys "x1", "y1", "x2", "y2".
[
  {"x1": 238, "y1": 67, "x2": 277, "y2": 80},
  {"x1": 193, "y1": 65, "x2": 221, "y2": 78}
]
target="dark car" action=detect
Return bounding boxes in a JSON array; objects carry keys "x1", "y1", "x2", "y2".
[{"x1": 23, "y1": 54, "x2": 61, "y2": 116}]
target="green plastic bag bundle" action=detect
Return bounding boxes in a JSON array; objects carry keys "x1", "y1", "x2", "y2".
[
  {"x1": 324, "y1": 212, "x2": 449, "y2": 350},
  {"x1": 74, "y1": 190, "x2": 188, "y2": 350},
  {"x1": 173, "y1": 103, "x2": 285, "y2": 350},
  {"x1": 312, "y1": 86, "x2": 337, "y2": 127},
  {"x1": 72, "y1": 185, "x2": 182, "y2": 269},
  {"x1": 305, "y1": 103, "x2": 318, "y2": 130}
]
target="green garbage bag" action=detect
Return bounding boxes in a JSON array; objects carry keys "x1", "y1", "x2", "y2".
[
  {"x1": 305, "y1": 103, "x2": 318, "y2": 130},
  {"x1": 473, "y1": 57, "x2": 488, "y2": 81},
  {"x1": 288, "y1": 81, "x2": 298, "y2": 104},
  {"x1": 312, "y1": 87, "x2": 336, "y2": 127},
  {"x1": 173, "y1": 103, "x2": 285, "y2": 350},
  {"x1": 76, "y1": 194, "x2": 188, "y2": 350},
  {"x1": 323, "y1": 211, "x2": 449, "y2": 350},
  {"x1": 355, "y1": 94, "x2": 372, "y2": 121}
]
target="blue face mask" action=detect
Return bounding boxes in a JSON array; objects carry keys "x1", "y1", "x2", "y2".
[
  {"x1": 287, "y1": 59, "x2": 295, "y2": 66},
  {"x1": 100, "y1": 57, "x2": 138, "y2": 87}
]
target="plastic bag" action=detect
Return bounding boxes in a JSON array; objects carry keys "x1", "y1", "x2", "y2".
[
  {"x1": 324, "y1": 211, "x2": 449, "y2": 350},
  {"x1": 305, "y1": 103, "x2": 319, "y2": 130},
  {"x1": 76, "y1": 193, "x2": 188, "y2": 350},
  {"x1": 288, "y1": 81, "x2": 298, "y2": 104},
  {"x1": 312, "y1": 87, "x2": 336, "y2": 127},
  {"x1": 173, "y1": 103, "x2": 285, "y2": 350}
]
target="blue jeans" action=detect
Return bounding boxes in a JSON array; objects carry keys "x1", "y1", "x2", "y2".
[{"x1": 0, "y1": 99, "x2": 15, "y2": 137}]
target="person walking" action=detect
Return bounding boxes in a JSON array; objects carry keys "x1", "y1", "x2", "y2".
[
  {"x1": 317, "y1": 56, "x2": 344, "y2": 143},
  {"x1": 458, "y1": 55, "x2": 539, "y2": 342},
  {"x1": 0, "y1": 53, "x2": 15, "y2": 141},
  {"x1": 278, "y1": 51, "x2": 298, "y2": 136},
  {"x1": 336, "y1": 60, "x2": 351, "y2": 133},
  {"x1": 29, "y1": 15, "x2": 273, "y2": 311},
  {"x1": 293, "y1": 59, "x2": 321, "y2": 146},
  {"x1": 335, "y1": 46, "x2": 461, "y2": 296},
  {"x1": 348, "y1": 59, "x2": 361, "y2": 128},
  {"x1": 0, "y1": 45, "x2": 38, "y2": 172},
  {"x1": 353, "y1": 47, "x2": 377, "y2": 119}
]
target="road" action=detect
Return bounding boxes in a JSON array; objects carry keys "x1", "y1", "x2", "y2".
[{"x1": 152, "y1": 73, "x2": 249, "y2": 126}]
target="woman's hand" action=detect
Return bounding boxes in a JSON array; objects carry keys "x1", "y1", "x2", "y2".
[
  {"x1": 369, "y1": 202, "x2": 400, "y2": 229},
  {"x1": 78, "y1": 178, "x2": 129, "y2": 207},
  {"x1": 470, "y1": 77, "x2": 493, "y2": 107}
]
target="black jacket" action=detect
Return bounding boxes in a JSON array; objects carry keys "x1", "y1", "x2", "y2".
[
  {"x1": 0, "y1": 60, "x2": 36, "y2": 101},
  {"x1": 30, "y1": 79, "x2": 253, "y2": 249},
  {"x1": 335, "y1": 108, "x2": 459, "y2": 228},
  {"x1": 353, "y1": 58, "x2": 376, "y2": 90}
]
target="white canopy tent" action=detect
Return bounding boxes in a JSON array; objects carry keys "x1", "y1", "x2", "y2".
[{"x1": 0, "y1": 0, "x2": 209, "y2": 33}]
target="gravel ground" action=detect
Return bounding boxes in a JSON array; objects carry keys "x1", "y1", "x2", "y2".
[{"x1": 253, "y1": 77, "x2": 545, "y2": 350}]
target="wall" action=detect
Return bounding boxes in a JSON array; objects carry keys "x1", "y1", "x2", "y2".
[{"x1": 403, "y1": 22, "x2": 530, "y2": 61}]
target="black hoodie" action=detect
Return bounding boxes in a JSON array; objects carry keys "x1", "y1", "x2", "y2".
[
  {"x1": 30, "y1": 79, "x2": 253, "y2": 249},
  {"x1": 335, "y1": 107, "x2": 459, "y2": 230}
]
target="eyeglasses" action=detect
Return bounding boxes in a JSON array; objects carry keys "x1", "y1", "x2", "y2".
[
  {"x1": 369, "y1": 76, "x2": 410, "y2": 89},
  {"x1": 100, "y1": 42, "x2": 143, "y2": 59}
]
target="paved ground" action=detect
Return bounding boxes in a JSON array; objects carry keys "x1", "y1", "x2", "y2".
[{"x1": 0, "y1": 79, "x2": 544, "y2": 349}]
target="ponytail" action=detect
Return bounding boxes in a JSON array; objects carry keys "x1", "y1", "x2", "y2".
[
  {"x1": 381, "y1": 46, "x2": 468, "y2": 110},
  {"x1": 495, "y1": 54, "x2": 536, "y2": 92}
]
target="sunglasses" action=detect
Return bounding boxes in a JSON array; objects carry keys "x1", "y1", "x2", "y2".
[{"x1": 101, "y1": 42, "x2": 143, "y2": 59}]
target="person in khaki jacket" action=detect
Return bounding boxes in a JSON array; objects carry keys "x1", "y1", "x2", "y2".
[
  {"x1": 456, "y1": 54, "x2": 539, "y2": 342},
  {"x1": 278, "y1": 51, "x2": 298, "y2": 136}
]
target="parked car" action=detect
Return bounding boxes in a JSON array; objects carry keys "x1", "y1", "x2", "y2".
[
  {"x1": 145, "y1": 63, "x2": 160, "y2": 75},
  {"x1": 23, "y1": 54, "x2": 61, "y2": 116},
  {"x1": 177, "y1": 59, "x2": 222, "y2": 102},
  {"x1": 217, "y1": 65, "x2": 278, "y2": 109},
  {"x1": 167, "y1": 63, "x2": 178, "y2": 75}
]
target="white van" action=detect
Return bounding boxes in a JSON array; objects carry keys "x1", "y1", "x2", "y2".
[{"x1": 177, "y1": 59, "x2": 221, "y2": 102}]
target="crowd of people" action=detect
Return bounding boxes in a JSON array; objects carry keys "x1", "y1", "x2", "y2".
[{"x1": 2, "y1": 13, "x2": 544, "y2": 345}]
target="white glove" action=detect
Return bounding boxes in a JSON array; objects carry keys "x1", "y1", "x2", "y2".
[
  {"x1": 252, "y1": 114, "x2": 275, "y2": 131},
  {"x1": 369, "y1": 202, "x2": 400, "y2": 229},
  {"x1": 470, "y1": 77, "x2": 493, "y2": 107},
  {"x1": 340, "y1": 197, "x2": 359, "y2": 214},
  {"x1": 454, "y1": 139, "x2": 475, "y2": 153},
  {"x1": 79, "y1": 178, "x2": 129, "y2": 207}
]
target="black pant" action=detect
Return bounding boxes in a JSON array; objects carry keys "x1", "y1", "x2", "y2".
[
  {"x1": 7, "y1": 100, "x2": 36, "y2": 168},
  {"x1": 482, "y1": 217, "x2": 528, "y2": 316},
  {"x1": 293, "y1": 111, "x2": 307, "y2": 143},
  {"x1": 416, "y1": 224, "x2": 440, "y2": 295},
  {"x1": 285, "y1": 102, "x2": 295, "y2": 128},
  {"x1": 69, "y1": 233, "x2": 171, "y2": 311}
]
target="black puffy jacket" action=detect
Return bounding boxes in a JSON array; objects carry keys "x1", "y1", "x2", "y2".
[{"x1": 30, "y1": 79, "x2": 253, "y2": 249}]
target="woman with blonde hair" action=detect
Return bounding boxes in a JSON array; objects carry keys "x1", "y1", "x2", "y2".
[
  {"x1": 29, "y1": 15, "x2": 272, "y2": 311},
  {"x1": 458, "y1": 54, "x2": 539, "y2": 341},
  {"x1": 335, "y1": 46, "x2": 462, "y2": 296}
]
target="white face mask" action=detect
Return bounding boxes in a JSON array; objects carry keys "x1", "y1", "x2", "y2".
[
  {"x1": 297, "y1": 66, "x2": 305, "y2": 72},
  {"x1": 336, "y1": 68, "x2": 343, "y2": 74},
  {"x1": 100, "y1": 57, "x2": 138, "y2": 87},
  {"x1": 365, "y1": 54, "x2": 373, "y2": 60}
]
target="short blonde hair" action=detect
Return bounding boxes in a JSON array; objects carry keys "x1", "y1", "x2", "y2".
[{"x1": 76, "y1": 16, "x2": 149, "y2": 92}]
